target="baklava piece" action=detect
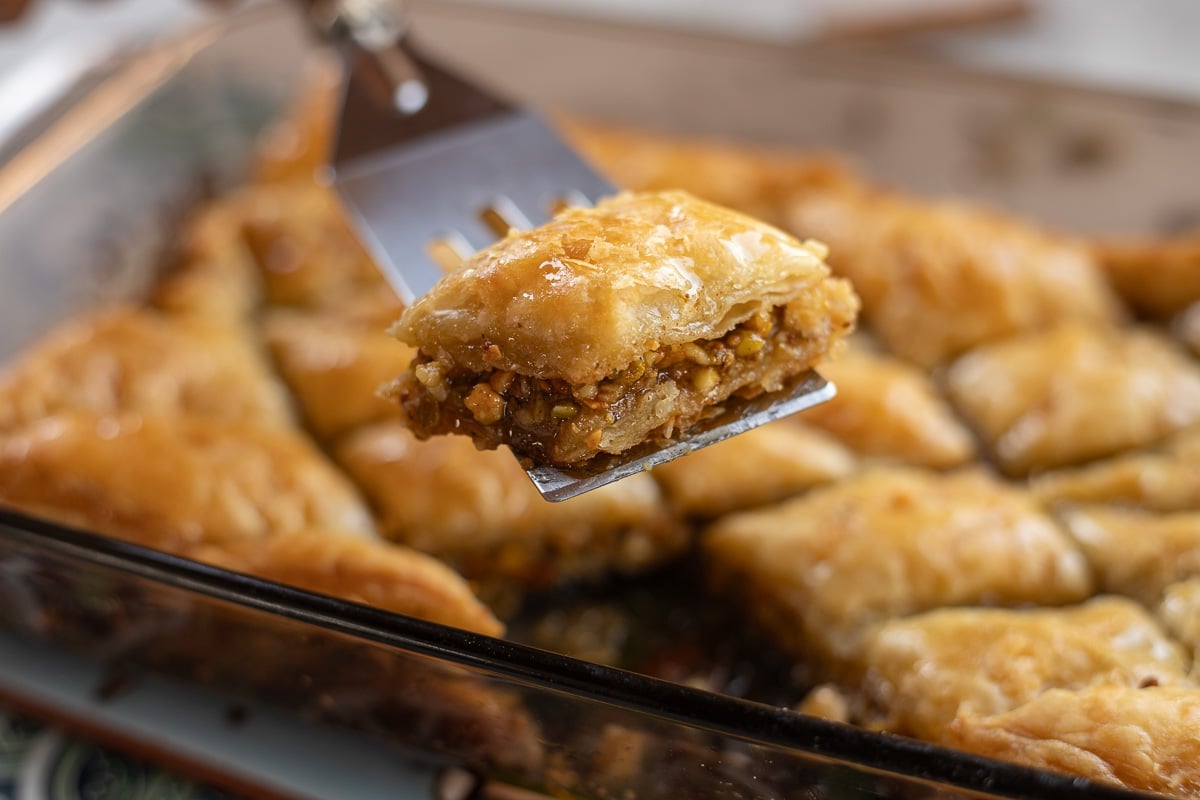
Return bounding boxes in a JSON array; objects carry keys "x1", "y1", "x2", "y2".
[
  {"x1": 1159, "y1": 579, "x2": 1200, "y2": 671},
  {"x1": 335, "y1": 420, "x2": 687, "y2": 595},
  {"x1": 704, "y1": 467, "x2": 1091, "y2": 665},
  {"x1": 1033, "y1": 427, "x2": 1200, "y2": 512},
  {"x1": 0, "y1": 307, "x2": 292, "y2": 431},
  {"x1": 945, "y1": 323, "x2": 1200, "y2": 477},
  {"x1": 858, "y1": 598, "x2": 1189, "y2": 743},
  {"x1": 0, "y1": 413, "x2": 376, "y2": 553},
  {"x1": 948, "y1": 686, "x2": 1200, "y2": 796},
  {"x1": 1060, "y1": 505, "x2": 1200, "y2": 606},
  {"x1": 1094, "y1": 232, "x2": 1200, "y2": 319},
  {"x1": 651, "y1": 420, "x2": 856, "y2": 518},
  {"x1": 390, "y1": 190, "x2": 858, "y2": 469},
  {"x1": 238, "y1": 182, "x2": 391, "y2": 311},
  {"x1": 264, "y1": 307, "x2": 409, "y2": 442},
  {"x1": 557, "y1": 117, "x2": 855, "y2": 228},
  {"x1": 797, "y1": 346, "x2": 975, "y2": 468},
  {"x1": 788, "y1": 187, "x2": 1123, "y2": 366},
  {"x1": 194, "y1": 531, "x2": 503, "y2": 636},
  {"x1": 151, "y1": 196, "x2": 264, "y2": 322}
]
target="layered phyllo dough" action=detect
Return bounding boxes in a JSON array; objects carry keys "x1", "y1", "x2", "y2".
[
  {"x1": 857, "y1": 598, "x2": 1189, "y2": 743},
  {"x1": 1033, "y1": 427, "x2": 1200, "y2": 511},
  {"x1": 798, "y1": 344, "x2": 975, "y2": 468},
  {"x1": 0, "y1": 307, "x2": 292, "y2": 431},
  {"x1": 0, "y1": 413, "x2": 376, "y2": 551},
  {"x1": 787, "y1": 187, "x2": 1123, "y2": 367},
  {"x1": 334, "y1": 420, "x2": 687, "y2": 593},
  {"x1": 390, "y1": 190, "x2": 858, "y2": 469},
  {"x1": 948, "y1": 686, "x2": 1200, "y2": 795},
  {"x1": 650, "y1": 420, "x2": 856, "y2": 518},
  {"x1": 704, "y1": 467, "x2": 1092, "y2": 665},
  {"x1": 945, "y1": 323, "x2": 1200, "y2": 477}
]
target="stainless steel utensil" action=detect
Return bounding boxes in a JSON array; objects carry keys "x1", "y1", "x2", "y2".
[{"x1": 309, "y1": 0, "x2": 835, "y2": 501}]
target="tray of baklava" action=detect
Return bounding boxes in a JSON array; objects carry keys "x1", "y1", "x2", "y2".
[{"x1": 2, "y1": 5, "x2": 1200, "y2": 800}]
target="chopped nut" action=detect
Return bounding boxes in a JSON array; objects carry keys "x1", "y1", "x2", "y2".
[
  {"x1": 736, "y1": 333, "x2": 765, "y2": 357},
  {"x1": 691, "y1": 367, "x2": 719, "y2": 394},
  {"x1": 488, "y1": 370, "x2": 515, "y2": 394},
  {"x1": 680, "y1": 342, "x2": 712, "y2": 366},
  {"x1": 552, "y1": 403, "x2": 579, "y2": 420},
  {"x1": 464, "y1": 383, "x2": 506, "y2": 425},
  {"x1": 413, "y1": 362, "x2": 449, "y2": 402}
]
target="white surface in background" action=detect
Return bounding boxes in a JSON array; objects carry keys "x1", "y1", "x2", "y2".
[{"x1": 919, "y1": 0, "x2": 1200, "y2": 99}]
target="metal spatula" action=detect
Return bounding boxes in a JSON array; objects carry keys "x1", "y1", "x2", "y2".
[{"x1": 310, "y1": 0, "x2": 835, "y2": 501}]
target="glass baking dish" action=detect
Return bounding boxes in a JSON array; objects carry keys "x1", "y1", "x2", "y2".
[{"x1": 2, "y1": 5, "x2": 1198, "y2": 798}]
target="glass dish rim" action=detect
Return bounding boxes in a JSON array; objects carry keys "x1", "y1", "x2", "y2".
[{"x1": 0, "y1": 505, "x2": 1154, "y2": 800}]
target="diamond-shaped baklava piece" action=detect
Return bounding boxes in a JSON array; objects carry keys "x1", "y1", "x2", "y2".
[
  {"x1": 1033, "y1": 427, "x2": 1200, "y2": 512},
  {"x1": 389, "y1": 190, "x2": 858, "y2": 469},
  {"x1": 704, "y1": 467, "x2": 1091, "y2": 665},
  {"x1": 334, "y1": 420, "x2": 687, "y2": 596},
  {"x1": 1060, "y1": 505, "x2": 1200, "y2": 606},
  {"x1": 857, "y1": 598, "x2": 1189, "y2": 743},
  {"x1": 788, "y1": 188, "x2": 1123, "y2": 367},
  {"x1": 0, "y1": 413, "x2": 376, "y2": 552},
  {"x1": 948, "y1": 686, "x2": 1200, "y2": 795},
  {"x1": 798, "y1": 345, "x2": 975, "y2": 468},
  {"x1": 0, "y1": 307, "x2": 292, "y2": 432},
  {"x1": 945, "y1": 323, "x2": 1200, "y2": 477},
  {"x1": 651, "y1": 420, "x2": 856, "y2": 518}
]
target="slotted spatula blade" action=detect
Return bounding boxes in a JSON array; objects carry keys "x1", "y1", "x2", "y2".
[{"x1": 315, "y1": 2, "x2": 836, "y2": 501}]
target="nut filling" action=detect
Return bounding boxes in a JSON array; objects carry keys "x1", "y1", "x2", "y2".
[{"x1": 396, "y1": 305, "x2": 843, "y2": 467}]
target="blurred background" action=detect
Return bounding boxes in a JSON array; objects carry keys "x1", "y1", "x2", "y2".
[{"x1": 2, "y1": 0, "x2": 1200, "y2": 156}]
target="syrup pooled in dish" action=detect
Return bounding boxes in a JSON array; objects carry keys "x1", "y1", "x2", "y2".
[{"x1": 389, "y1": 190, "x2": 859, "y2": 469}]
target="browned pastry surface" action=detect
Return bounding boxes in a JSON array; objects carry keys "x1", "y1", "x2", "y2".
[
  {"x1": 945, "y1": 323, "x2": 1200, "y2": 477},
  {"x1": 798, "y1": 345, "x2": 975, "y2": 468},
  {"x1": 704, "y1": 467, "x2": 1092, "y2": 665},
  {"x1": 650, "y1": 420, "x2": 856, "y2": 518},
  {"x1": 0, "y1": 306, "x2": 292, "y2": 431},
  {"x1": 948, "y1": 686, "x2": 1200, "y2": 796},
  {"x1": 557, "y1": 117, "x2": 855, "y2": 228},
  {"x1": 1158, "y1": 579, "x2": 1200, "y2": 672},
  {"x1": 151, "y1": 196, "x2": 264, "y2": 323},
  {"x1": 0, "y1": 413, "x2": 376, "y2": 552},
  {"x1": 193, "y1": 530, "x2": 503, "y2": 636},
  {"x1": 1060, "y1": 505, "x2": 1200, "y2": 606},
  {"x1": 1033, "y1": 427, "x2": 1200, "y2": 512},
  {"x1": 391, "y1": 189, "x2": 858, "y2": 467},
  {"x1": 1094, "y1": 233, "x2": 1200, "y2": 319},
  {"x1": 335, "y1": 420, "x2": 687, "y2": 593},
  {"x1": 788, "y1": 187, "x2": 1123, "y2": 367},
  {"x1": 264, "y1": 307, "x2": 408, "y2": 442},
  {"x1": 238, "y1": 181, "x2": 390, "y2": 310},
  {"x1": 858, "y1": 598, "x2": 1190, "y2": 743}
]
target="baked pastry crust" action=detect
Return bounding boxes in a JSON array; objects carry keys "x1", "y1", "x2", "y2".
[
  {"x1": 0, "y1": 307, "x2": 292, "y2": 431},
  {"x1": 391, "y1": 189, "x2": 858, "y2": 467},
  {"x1": 1060, "y1": 505, "x2": 1200, "y2": 606},
  {"x1": 788, "y1": 187, "x2": 1123, "y2": 367},
  {"x1": 1158, "y1": 578, "x2": 1200, "y2": 671},
  {"x1": 945, "y1": 323, "x2": 1200, "y2": 477},
  {"x1": 651, "y1": 420, "x2": 856, "y2": 518},
  {"x1": 799, "y1": 345, "x2": 975, "y2": 468},
  {"x1": 704, "y1": 467, "x2": 1092, "y2": 665},
  {"x1": 0, "y1": 413, "x2": 376, "y2": 552},
  {"x1": 1094, "y1": 233, "x2": 1200, "y2": 319},
  {"x1": 264, "y1": 307, "x2": 409, "y2": 442},
  {"x1": 858, "y1": 598, "x2": 1189, "y2": 743},
  {"x1": 556, "y1": 117, "x2": 854, "y2": 228},
  {"x1": 1033, "y1": 427, "x2": 1200, "y2": 512},
  {"x1": 194, "y1": 530, "x2": 503, "y2": 636},
  {"x1": 334, "y1": 420, "x2": 687, "y2": 594},
  {"x1": 948, "y1": 686, "x2": 1200, "y2": 796}
]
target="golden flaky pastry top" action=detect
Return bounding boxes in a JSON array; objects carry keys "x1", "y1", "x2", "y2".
[{"x1": 392, "y1": 190, "x2": 853, "y2": 386}]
